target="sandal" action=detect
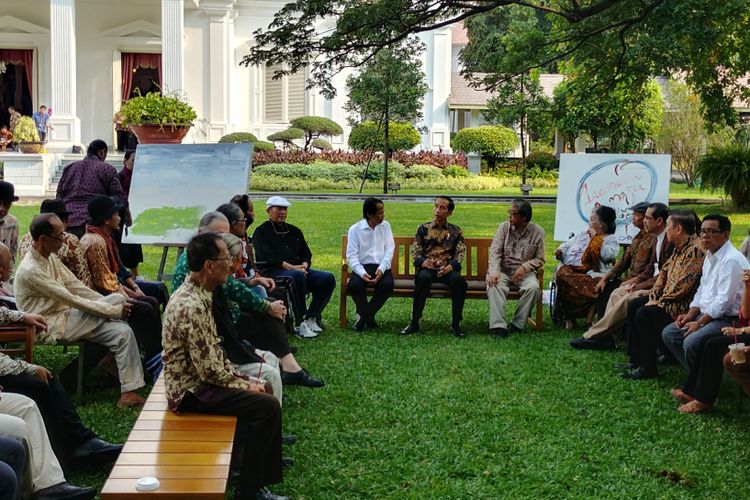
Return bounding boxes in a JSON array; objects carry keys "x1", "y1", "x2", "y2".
[
  {"x1": 671, "y1": 388, "x2": 695, "y2": 404},
  {"x1": 678, "y1": 400, "x2": 712, "y2": 414}
]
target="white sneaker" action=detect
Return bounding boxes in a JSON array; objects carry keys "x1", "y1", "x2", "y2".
[
  {"x1": 294, "y1": 321, "x2": 318, "y2": 339},
  {"x1": 304, "y1": 317, "x2": 323, "y2": 333}
]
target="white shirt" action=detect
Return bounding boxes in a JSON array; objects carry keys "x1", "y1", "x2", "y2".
[
  {"x1": 654, "y1": 231, "x2": 666, "y2": 276},
  {"x1": 346, "y1": 219, "x2": 395, "y2": 279},
  {"x1": 689, "y1": 240, "x2": 749, "y2": 319}
]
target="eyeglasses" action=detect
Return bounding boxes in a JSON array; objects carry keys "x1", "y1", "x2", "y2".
[
  {"x1": 699, "y1": 228, "x2": 723, "y2": 236},
  {"x1": 508, "y1": 211, "x2": 520, "y2": 216},
  {"x1": 232, "y1": 219, "x2": 246, "y2": 226},
  {"x1": 209, "y1": 254, "x2": 233, "y2": 263},
  {"x1": 46, "y1": 234, "x2": 65, "y2": 242},
  {"x1": 643, "y1": 215, "x2": 655, "y2": 220}
]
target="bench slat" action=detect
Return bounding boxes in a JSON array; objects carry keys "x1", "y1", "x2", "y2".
[
  {"x1": 102, "y1": 478, "x2": 226, "y2": 499},
  {"x1": 133, "y1": 419, "x2": 236, "y2": 432},
  {"x1": 115, "y1": 453, "x2": 232, "y2": 466},
  {"x1": 107, "y1": 465, "x2": 229, "y2": 479},
  {"x1": 136, "y1": 411, "x2": 235, "y2": 423},
  {"x1": 122, "y1": 441, "x2": 233, "y2": 454},
  {"x1": 124, "y1": 430, "x2": 234, "y2": 442}
]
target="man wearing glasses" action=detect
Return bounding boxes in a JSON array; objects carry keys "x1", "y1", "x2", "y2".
[
  {"x1": 486, "y1": 199, "x2": 545, "y2": 338},
  {"x1": 661, "y1": 214, "x2": 749, "y2": 373}
]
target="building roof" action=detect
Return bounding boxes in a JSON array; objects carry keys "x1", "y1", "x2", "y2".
[{"x1": 448, "y1": 72, "x2": 565, "y2": 109}]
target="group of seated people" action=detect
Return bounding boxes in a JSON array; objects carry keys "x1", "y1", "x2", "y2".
[{"x1": 564, "y1": 201, "x2": 750, "y2": 414}]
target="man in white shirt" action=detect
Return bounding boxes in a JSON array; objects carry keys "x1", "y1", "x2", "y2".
[
  {"x1": 14, "y1": 213, "x2": 145, "y2": 408},
  {"x1": 346, "y1": 197, "x2": 395, "y2": 331},
  {"x1": 661, "y1": 214, "x2": 749, "y2": 372}
]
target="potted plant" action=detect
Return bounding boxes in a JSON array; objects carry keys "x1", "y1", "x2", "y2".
[
  {"x1": 118, "y1": 90, "x2": 197, "y2": 144},
  {"x1": 13, "y1": 116, "x2": 42, "y2": 153}
]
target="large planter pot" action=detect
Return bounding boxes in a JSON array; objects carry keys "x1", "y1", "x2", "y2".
[
  {"x1": 129, "y1": 125, "x2": 190, "y2": 144},
  {"x1": 18, "y1": 142, "x2": 43, "y2": 154}
]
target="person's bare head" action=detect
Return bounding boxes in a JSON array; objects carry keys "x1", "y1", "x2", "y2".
[
  {"x1": 30, "y1": 213, "x2": 65, "y2": 258},
  {"x1": 198, "y1": 211, "x2": 230, "y2": 235}
]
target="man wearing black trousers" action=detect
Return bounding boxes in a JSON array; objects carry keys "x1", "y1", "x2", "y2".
[
  {"x1": 622, "y1": 210, "x2": 705, "y2": 380},
  {"x1": 346, "y1": 197, "x2": 395, "y2": 331},
  {"x1": 400, "y1": 196, "x2": 468, "y2": 337}
]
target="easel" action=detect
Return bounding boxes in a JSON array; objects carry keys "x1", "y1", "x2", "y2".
[{"x1": 153, "y1": 243, "x2": 186, "y2": 282}]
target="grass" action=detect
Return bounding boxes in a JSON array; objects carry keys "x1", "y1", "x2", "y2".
[
  {"x1": 10, "y1": 200, "x2": 750, "y2": 498},
  {"x1": 250, "y1": 181, "x2": 724, "y2": 199}
]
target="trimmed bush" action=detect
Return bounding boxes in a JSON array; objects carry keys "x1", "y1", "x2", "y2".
[
  {"x1": 526, "y1": 151, "x2": 558, "y2": 171},
  {"x1": 290, "y1": 116, "x2": 343, "y2": 151},
  {"x1": 392, "y1": 150, "x2": 467, "y2": 168},
  {"x1": 254, "y1": 162, "x2": 363, "y2": 182},
  {"x1": 267, "y1": 128, "x2": 305, "y2": 142},
  {"x1": 406, "y1": 164, "x2": 443, "y2": 180},
  {"x1": 312, "y1": 138, "x2": 333, "y2": 151},
  {"x1": 452, "y1": 125, "x2": 518, "y2": 169},
  {"x1": 443, "y1": 165, "x2": 469, "y2": 178},
  {"x1": 361, "y1": 160, "x2": 406, "y2": 182},
  {"x1": 348, "y1": 121, "x2": 421, "y2": 152},
  {"x1": 253, "y1": 140, "x2": 275, "y2": 152},
  {"x1": 218, "y1": 132, "x2": 257, "y2": 143}
]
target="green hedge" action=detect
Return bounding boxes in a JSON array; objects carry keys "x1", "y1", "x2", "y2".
[{"x1": 405, "y1": 164, "x2": 443, "y2": 180}]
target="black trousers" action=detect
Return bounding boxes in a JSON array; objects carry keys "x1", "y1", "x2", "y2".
[
  {"x1": 412, "y1": 268, "x2": 467, "y2": 326},
  {"x1": 0, "y1": 373, "x2": 96, "y2": 466},
  {"x1": 346, "y1": 264, "x2": 394, "y2": 321},
  {"x1": 625, "y1": 295, "x2": 650, "y2": 362},
  {"x1": 630, "y1": 304, "x2": 674, "y2": 375},
  {"x1": 127, "y1": 295, "x2": 163, "y2": 361},
  {"x1": 237, "y1": 311, "x2": 291, "y2": 358},
  {"x1": 683, "y1": 333, "x2": 750, "y2": 405},
  {"x1": 177, "y1": 386, "x2": 282, "y2": 496}
]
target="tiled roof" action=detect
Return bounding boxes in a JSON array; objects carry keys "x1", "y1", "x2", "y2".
[{"x1": 448, "y1": 72, "x2": 565, "y2": 108}]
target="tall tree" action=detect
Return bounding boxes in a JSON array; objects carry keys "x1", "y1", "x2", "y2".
[
  {"x1": 243, "y1": 0, "x2": 750, "y2": 126},
  {"x1": 552, "y1": 72, "x2": 663, "y2": 152},
  {"x1": 344, "y1": 39, "x2": 428, "y2": 194}
]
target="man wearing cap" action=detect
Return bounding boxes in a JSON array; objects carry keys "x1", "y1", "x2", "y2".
[
  {"x1": 14, "y1": 213, "x2": 145, "y2": 407},
  {"x1": 570, "y1": 202, "x2": 661, "y2": 350},
  {"x1": 56, "y1": 139, "x2": 128, "y2": 239},
  {"x1": 253, "y1": 196, "x2": 337, "y2": 338},
  {"x1": 19, "y1": 199, "x2": 92, "y2": 288}
]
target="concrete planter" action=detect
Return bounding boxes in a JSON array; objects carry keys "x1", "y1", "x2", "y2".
[
  {"x1": 129, "y1": 125, "x2": 190, "y2": 144},
  {"x1": 0, "y1": 153, "x2": 54, "y2": 196}
]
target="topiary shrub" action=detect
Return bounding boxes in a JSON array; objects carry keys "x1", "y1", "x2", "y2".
[
  {"x1": 406, "y1": 164, "x2": 443, "y2": 180},
  {"x1": 219, "y1": 132, "x2": 258, "y2": 143},
  {"x1": 361, "y1": 160, "x2": 406, "y2": 182},
  {"x1": 526, "y1": 151, "x2": 558, "y2": 171},
  {"x1": 290, "y1": 116, "x2": 343, "y2": 151},
  {"x1": 695, "y1": 143, "x2": 750, "y2": 208},
  {"x1": 443, "y1": 165, "x2": 469, "y2": 178},
  {"x1": 312, "y1": 138, "x2": 333, "y2": 151},
  {"x1": 348, "y1": 121, "x2": 421, "y2": 152},
  {"x1": 452, "y1": 125, "x2": 518, "y2": 169},
  {"x1": 253, "y1": 140, "x2": 275, "y2": 152}
]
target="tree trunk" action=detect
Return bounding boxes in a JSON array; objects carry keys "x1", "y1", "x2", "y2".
[{"x1": 383, "y1": 105, "x2": 390, "y2": 195}]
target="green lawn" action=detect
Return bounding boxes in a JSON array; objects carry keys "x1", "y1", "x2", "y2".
[
  {"x1": 11, "y1": 200, "x2": 750, "y2": 498},
  {"x1": 250, "y1": 181, "x2": 724, "y2": 199}
]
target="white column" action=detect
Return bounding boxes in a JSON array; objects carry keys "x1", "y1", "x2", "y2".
[
  {"x1": 161, "y1": 0, "x2": 185, "y2": 93},
  {"x1": 49, "y1": 0, "x2": 80, "y2": 148},
  {"x1": 208, "y1": 13, "x2": 229, "y2": 140}
]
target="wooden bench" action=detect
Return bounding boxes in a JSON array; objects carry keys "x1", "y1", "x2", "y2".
[
  {"x1": 0, "y1": 323, "x2": 36, "y2": 362},
  {"x1": 339, "y1": 236, "x2": 544, "y2": 331},
  {"x1": 101, "y1": 374, "x2": 237, "y2": 499}
]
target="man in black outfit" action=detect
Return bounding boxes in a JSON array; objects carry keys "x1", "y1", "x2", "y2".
[{"x1": 400, "y1": 196, "x2": 468, "y2": 337}]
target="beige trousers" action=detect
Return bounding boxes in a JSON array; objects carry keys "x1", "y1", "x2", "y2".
[
  {"x1": 62, "y1": 294, "x2": 145, "y2": 393},
  {"x1": 0, "y1": 393, "x2": 66, "y2": 493},
  {"x1": 583, "y1": 284, "x2": 649, "y2": 340},
  {"x1": 234, "y1": 349, "x2": 283, "y2": 406},
  {"x1": 488, "y1": 271, "x2": 539, "y2": 330}
]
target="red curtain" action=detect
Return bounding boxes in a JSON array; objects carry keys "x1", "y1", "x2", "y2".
[
  {"x1": 0, "y1": 49, "x2": 33, "y2": 96},
  {"x1": 121, "y1": 53, "x2": 162, "y2": 101}
]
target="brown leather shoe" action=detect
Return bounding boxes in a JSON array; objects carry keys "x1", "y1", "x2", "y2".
[{"x1": 117, "y1": 391, "x2": 146, "y2": 408}]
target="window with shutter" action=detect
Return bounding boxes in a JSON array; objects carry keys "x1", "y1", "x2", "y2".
[
  {"x1": 287, "y1": 70, "x2": 305, "y2": 120},
  {"x1": 264, "y1": 64, "x2": 283, "y2": 123}
]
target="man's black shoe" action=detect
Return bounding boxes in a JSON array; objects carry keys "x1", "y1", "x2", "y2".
[
  {"x1": 621, "y1": 367, "x2": 658, "y2": 380},
  {"x1": 450, "y1": 325, "x2": 466, "y2": 338},
  {"x1": 72, "y1": 437, "x2": 123, "y2": 461},
  {"x1": 289, "y1": 345, "x2": 298, "y2": 354},
  {"x1": 366, "y1": 317, "x2": 379, "y2": 329},
  {"x1": 282, "y1": 456, "x2": 294, "y2": 468},
  {"x1": 35, "y1": 482, "x2": 96, "y2": 500},
  {"x1": 614, "y1": 362, "x2": 635, "y2": 370},
  {"x1": 282, "y1": 369, "x2": 325, "y2": 387},
  {"x1": 491, "y1": 327, "x2": 508, "y2": 338},
  {"x1": 509, "y1": 324, "x2": 525, "y2": 334},
  {"x1": 282, "y1": 434, "x2": 297, "y2": 445},
  {"x1": 570, "y1": 337, "x2": 616, "y2": 351},
  {"x1": 353, "y1": 316, "x2": 366, "y2": 332},
  {"x1": 400, "y1": 323, "x2": 419, "y2": 335},
  {"x1": 657, "y1": 353, "x2": 678, "y2": 365}
]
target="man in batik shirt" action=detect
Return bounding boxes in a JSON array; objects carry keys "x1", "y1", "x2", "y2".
[{"x1": 400, "y1": 196, "x2": 468, "y2": 338}]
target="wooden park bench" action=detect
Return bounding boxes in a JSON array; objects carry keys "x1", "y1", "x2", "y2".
[
  {"x1": 101, "y1": 374, "x2": 237, "y2": 499},
  {"x1": 339, "y1": 236, "x2": 544, "y2": 331}
]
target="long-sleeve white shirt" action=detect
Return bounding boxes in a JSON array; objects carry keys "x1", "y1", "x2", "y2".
[
  {"x1": 346, "y1": 219, "x2": 395, "y2": 279},
  {"x1": 14, "y1": 248, "x2": 123, "y2": 343},
  {"x1": 689, "y1": 240, "x2": 749, "y2": 319}
]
